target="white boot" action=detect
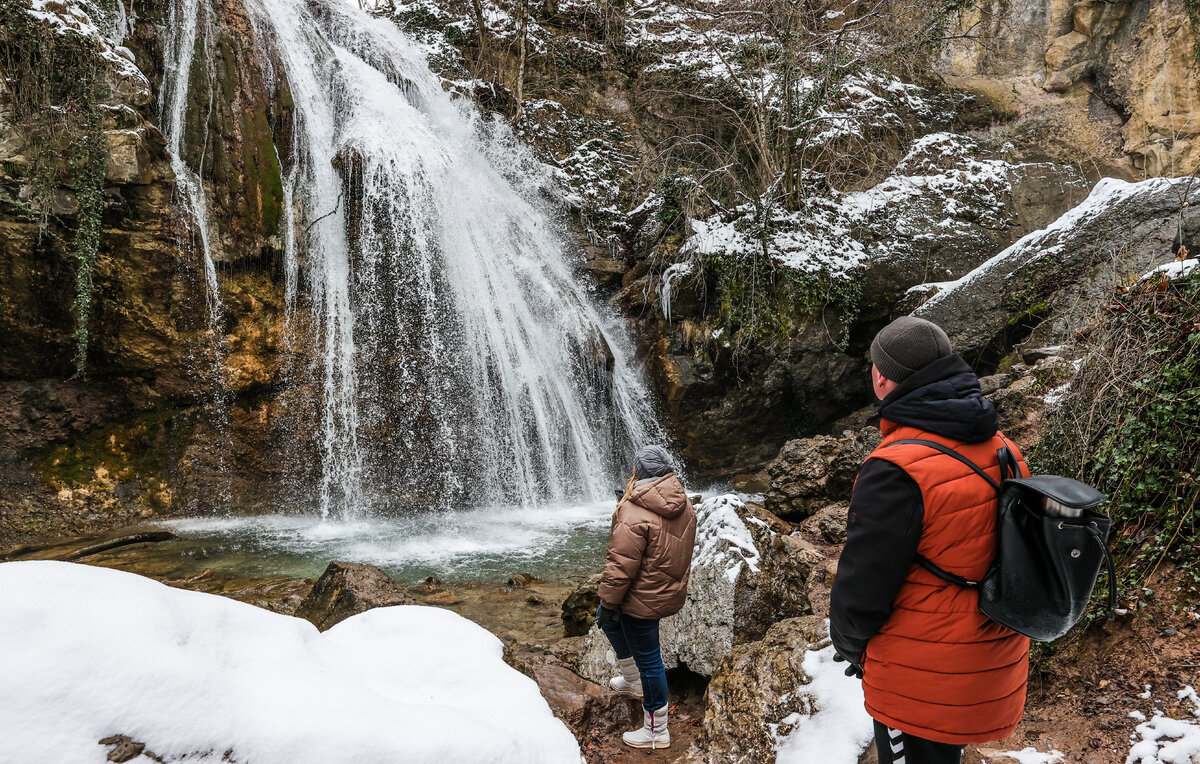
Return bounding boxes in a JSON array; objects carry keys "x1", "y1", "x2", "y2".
[
  {"x1": 608, "y1": 657, "x2": 643, "y2": 697},
  {"x1": 622, "y1": 707, "x2": 669, "y2": 750}
]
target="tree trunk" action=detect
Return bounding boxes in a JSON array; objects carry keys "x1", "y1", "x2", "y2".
[
  {"x1": 471, "y1": 0, "x2": 486, "y2": 59},
  {"x1": 515, "y1": 0, "x2": 528, "y2": 121}
]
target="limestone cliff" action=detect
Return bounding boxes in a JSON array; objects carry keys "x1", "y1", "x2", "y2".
[{"x1": 942, "y1": 0, "x2": 1200, "y2": 176}]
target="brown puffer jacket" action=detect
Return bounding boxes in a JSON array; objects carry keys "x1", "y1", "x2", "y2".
[{"x1": 598, "y1": 474, "x2": 697, "y2": 620}]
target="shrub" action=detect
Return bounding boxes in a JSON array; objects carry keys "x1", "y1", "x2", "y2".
[{"x1": 1032, "y1": 262, "x2": 1200, "y2": 613}]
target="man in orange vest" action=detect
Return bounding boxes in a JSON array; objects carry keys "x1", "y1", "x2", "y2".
[{"x1": 830, "y1": 316, "x2": 1030, "y2": 764}]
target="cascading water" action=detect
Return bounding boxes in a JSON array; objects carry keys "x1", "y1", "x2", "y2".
[
  {"x1": 237, "y1": 0, "x2": 665, "y2": 517},
  {"x1": 159, "y1": 0, "x2": 220, "y2": 317},
  {"x1": 159, "y1": 0, "x2": 233, "y2": 509}
]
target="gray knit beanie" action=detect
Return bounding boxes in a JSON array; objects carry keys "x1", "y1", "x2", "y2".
[
  {"x1": 870, "y1": 316, "x2": 953, "y2": 383},
  {"x1": 634, "y1": 445, "x2": 674, "y2": 480}
]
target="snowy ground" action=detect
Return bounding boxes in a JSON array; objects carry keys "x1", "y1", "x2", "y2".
[{"x1": 0, "y1": 561, "x2": 581, "y2": 764}]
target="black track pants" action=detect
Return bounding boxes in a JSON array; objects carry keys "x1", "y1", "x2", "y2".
[{"x1": 873, "y1": 721, "x2": 965, "y2": 764}]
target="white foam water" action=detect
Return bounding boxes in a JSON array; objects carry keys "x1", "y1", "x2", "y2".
[{"x1": 163, "y1": 500, "x2": 616, "y2": 583}]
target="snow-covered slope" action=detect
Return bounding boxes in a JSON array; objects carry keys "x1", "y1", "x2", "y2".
[{"x1": 0, "y1": 561, "x2": 581, "y2": 763}]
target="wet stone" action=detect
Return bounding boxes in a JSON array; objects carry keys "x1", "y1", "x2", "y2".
[{"x1": 294, "y1": 561, "x2": 415, "y2": 631}]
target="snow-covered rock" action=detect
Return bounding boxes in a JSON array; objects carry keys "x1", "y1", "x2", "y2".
[
  {"x1": 915, "y1": 176, "x2": 1200, "y2": 356},
  {"x1": 683, "y1": 133, "x2": 1087, "y2": 282},
  {"x1": 579, "y1": 494, "x2": 819, "y2": 680},
  {"x1": 0, "y1": 561, "x2": 581, "y2": 764},
  {"x1": 692, "y1": 616, "x2": 874, "y2": 763}
]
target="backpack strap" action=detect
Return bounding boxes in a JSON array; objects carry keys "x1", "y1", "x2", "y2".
[
  {"x1": 886, "y1": 438, "x2": 1005, "y2": 589},
  {"x1": 996, "y1": 434, "x2": 1024, "y2": 482},
  {"x1": 889, "y1": 439, "x2": 1001, "y2": 492}
]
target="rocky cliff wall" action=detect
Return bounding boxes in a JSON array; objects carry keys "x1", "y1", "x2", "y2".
[
  {"x1": 0, "y1": 0, "x2": 310, "y2": 543},
  {"x1": 941, "y1": 0, "x2": 1200, "y2": 176}
]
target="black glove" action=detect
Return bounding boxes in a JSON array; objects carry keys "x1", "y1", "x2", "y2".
[
  {"x1": 595, "y1": 604, "x2": 620, "y2": 629},
  {"x1": 833, "y1": 651, "x2": 863, "y2": 679}
]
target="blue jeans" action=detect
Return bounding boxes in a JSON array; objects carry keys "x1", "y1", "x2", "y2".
[{"x1": 598, "y1": 606, "x2": 668, "y2": 712}]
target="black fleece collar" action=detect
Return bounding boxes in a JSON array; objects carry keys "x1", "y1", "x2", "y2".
[{"x1": 879, "y1": 354, "x2": 998, "y2": 443}]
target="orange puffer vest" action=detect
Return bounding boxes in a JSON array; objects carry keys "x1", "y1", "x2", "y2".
[{"x1": 862, "y1": 420, "x2": 1031, "y2": 744}]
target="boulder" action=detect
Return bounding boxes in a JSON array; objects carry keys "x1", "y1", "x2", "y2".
[
  {"x1": 916, "y1": 177, "x2": 1200, "y2": 359},
  {"x1": 293, "y1": 561, "x2": 415, "y2": 631},
  {"x1": 578, "y1": 495, "x2": 818, "y2": 681},
  {"x1": 764, "y1": 429, "x2": 880, "y2": 521},
  {"x1": 505, "y1": 652, "x2": 640, "y2": 737},
  {"x1": 506, "y1": 572, "x2": 536, "y2": 588},
  {"x1": 798, "y1": 503, "x2": 850, "y2": 544},
  {"x1": 561, "y1": 573, "x2": 602, "y2": 637},
  {"x1": 697, "y1": 616, "x2": 828, "y2": 762}
]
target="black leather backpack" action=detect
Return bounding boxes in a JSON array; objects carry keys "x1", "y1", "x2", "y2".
[{"x1": 888, "y1": 438, "x2": 1117, "y2": 642}]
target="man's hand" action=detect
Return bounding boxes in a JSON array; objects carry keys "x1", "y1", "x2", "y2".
[
  {"x1": 595, "y1": 604, "x2": 620, "y2": 629},
  {"x1": 833, "y1": 651, "x2": 863, "y2": 679}
]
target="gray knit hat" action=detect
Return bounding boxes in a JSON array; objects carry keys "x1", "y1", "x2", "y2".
[
  {"x1": 870, "y1": 316, "x2": 953, "y2": 383},
  {"x1": 634, "y1": 445, "x2": 674, "y2": 480}
]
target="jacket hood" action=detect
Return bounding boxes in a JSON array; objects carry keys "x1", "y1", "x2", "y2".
[
  {"x1": 626, "y1": 473, "x2": 689, "y2": 519},
  {"x1": 879, "y1": 354, "x2": 998, "y2": 443}
]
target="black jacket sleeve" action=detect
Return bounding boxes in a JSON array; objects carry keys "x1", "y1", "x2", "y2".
[{"x1": 829, "y1": 457, "x2": 924, "y2": 666}]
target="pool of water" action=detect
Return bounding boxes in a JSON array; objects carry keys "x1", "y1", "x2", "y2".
[{"x1": 156, "y1": 500, "x2": 617, "y2": 585}]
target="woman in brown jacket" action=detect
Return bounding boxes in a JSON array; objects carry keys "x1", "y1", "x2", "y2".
[{"x1": 596, "y1": 445, "x2": 696, "y2": 751}]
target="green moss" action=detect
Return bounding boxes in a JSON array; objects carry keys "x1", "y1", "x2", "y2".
[
  {"x1": 239, "y1": 100, "x2": 284, "y2": 238},
  {"x1": 37, "y1": 408, "x2": 178, "y2": 491},
  {"x1": 1187, "y1": 0, "x2": 1200, "y2": 64},
  {"x1": 701, "y1": 247, "x2": 863, "y2": 353},
  {"x1": 258, "y1": 129, "x2": 283, "y2": 236}
]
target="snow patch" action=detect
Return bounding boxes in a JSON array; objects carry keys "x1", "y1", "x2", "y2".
[
  {"x1": 693, "y1": 494, "x2": 761, "y2": 583},
  {"x1": 1141, "y1": 258, "x2": 1198, "y2": 282},
  {"x1": 0, "y1": 561, "x2": 581, "y2": 763},
  {"x1": 1126, "y1": 686, "x2": 1200, "y2": 764},
  {"x1": 775, "y1": 626, "x2": 873, "y2": 763}
]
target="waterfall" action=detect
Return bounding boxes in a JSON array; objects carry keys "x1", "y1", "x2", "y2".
[
  {"x1": 238, "y1": 0, "x2": 664, "y2": 517},
  {"x1": 159, "y1": 0, "x2": 221, "y2": 318},
  {"x1": 159, "y1": 0, "x2": 234, "y2": 510}
]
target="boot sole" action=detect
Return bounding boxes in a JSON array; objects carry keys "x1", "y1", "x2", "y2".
[{"x1": 622, "y1": 740, "x2": 670, "y2": 750}]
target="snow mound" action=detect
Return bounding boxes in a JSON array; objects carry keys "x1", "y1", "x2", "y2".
[
  {"x1": 775, "y1": 634, "x2": 874, "y2": 763},
  {"x1": 0, "y1": 561, "x2": 581, "y2": 764}
]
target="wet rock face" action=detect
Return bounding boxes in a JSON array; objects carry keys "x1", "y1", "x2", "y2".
[
  {"x1": 561, "y1": 573, "x2": 602, "y2": 637},
  {"x1": 294, "y1": 561, "x2": 416, "y2": 631},
  {"x1": 647, "y1": 318, "x2": 872, "y2": 479},
  {"x1": 764, "y1": 429, "x2": 881, "y2": 521},
  {"x1": 0, "y1": 0, "x2": 307, "y2": 543},
  {"x1": 578, "y1": 495, "x2": 816, "y2": 680},
  {"x1": 697, "y1": 615, "x2": 828, "y2": 762}
]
